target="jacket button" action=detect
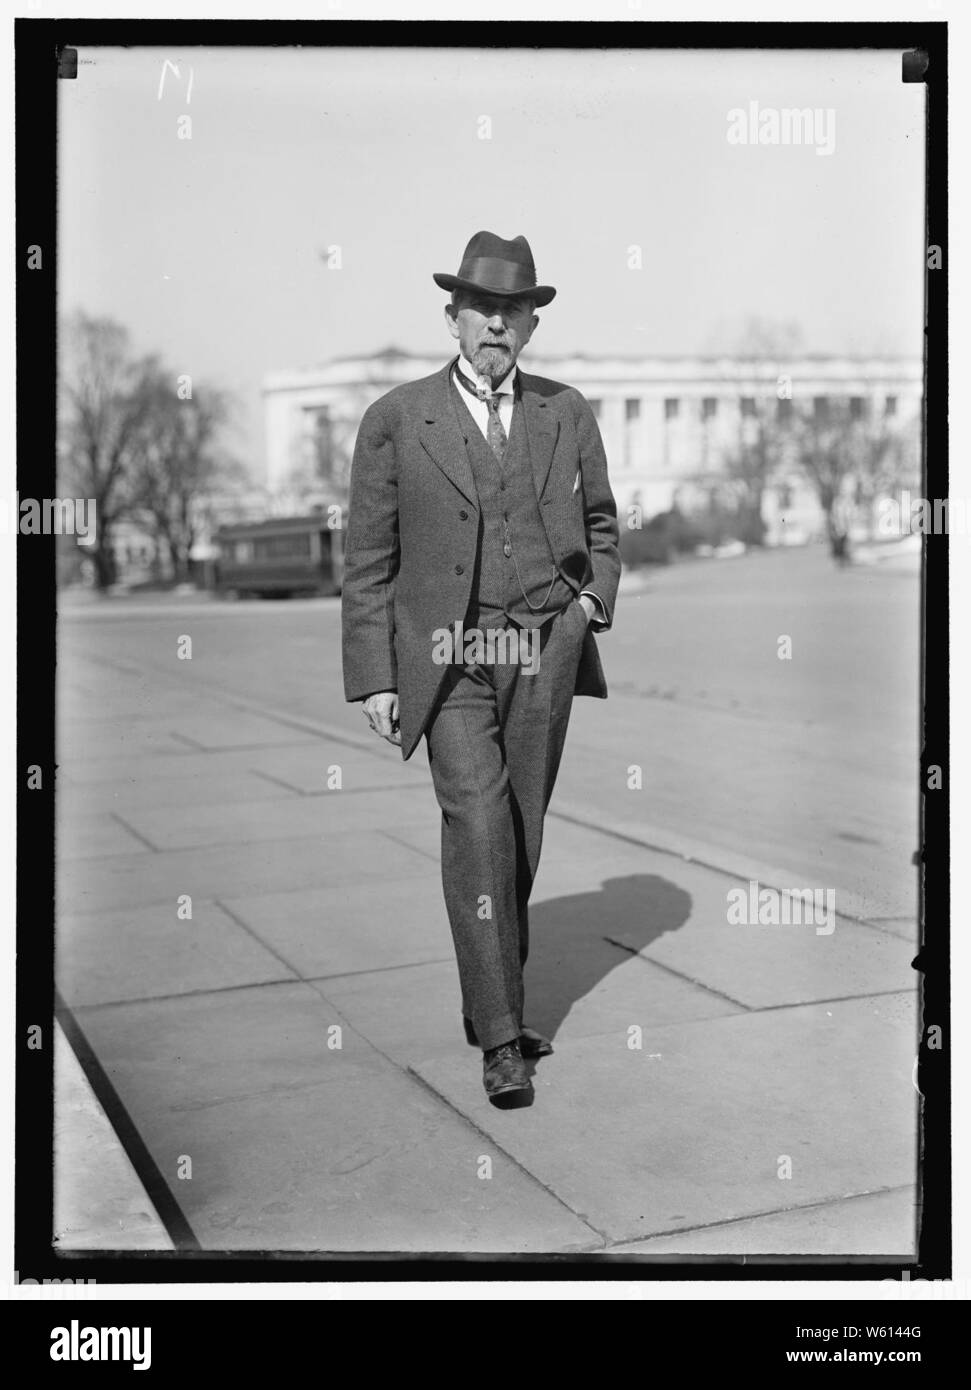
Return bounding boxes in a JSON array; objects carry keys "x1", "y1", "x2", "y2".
[
  {"x1": 459, "y1": 509, "x2": 469, "y2": 520},
  {"x1": 454, "y1": 564, "x2": 464, "y2": 575}
]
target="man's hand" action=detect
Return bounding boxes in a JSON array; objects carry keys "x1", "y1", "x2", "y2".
[
  {"x1": 362, "y1": 691, "x2": 400, "y2": 746},
  {"x1": 578, "y1": 594, "x2": 597, "y2": 625}
]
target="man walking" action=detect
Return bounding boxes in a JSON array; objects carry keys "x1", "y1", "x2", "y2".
[{"x1": 342, "y1": 231, "x2": 620, "y2": 1106}]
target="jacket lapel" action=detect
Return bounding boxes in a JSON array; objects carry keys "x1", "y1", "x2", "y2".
[
  {"x1": 418, "y1": 359, "x2": 478, "y2": 507},
  {"x1": 518, "y1": 372, "x2": 559, "y2": 502}
]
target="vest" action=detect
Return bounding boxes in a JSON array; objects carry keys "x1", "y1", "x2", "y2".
[{"x1": 450, "y1": 383, "x2": 574, "y2": 629}]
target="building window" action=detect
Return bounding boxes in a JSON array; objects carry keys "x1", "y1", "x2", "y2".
[
  {"x1": 625, "y1": 398, "x2": 640, "y2": 422},
  {"x1": 303, "y1": 406, "x2": 334, "y2": 480},
  {"x1": 740, "y1": 397, "x2": 756, "y2": 418},
  {"x1": 777, "y1": 398, "x2": 793, "y2": 422},
  {"x1": 702, "y1": 397, "x2": 718, "y2": 420},
  {"x1": 664, "y1": 398, "x2": 680, "y2": 421},
  {"x1": 885, "y1": 395, "x2": 897, "y2": 417},
  {"x1": 813, "y1": 396, "x2": 829, "y2": 421},
  {"x1": 253, "y1": 533, "x2": 312, "y2": 561},
  {"x1": 849, "y1": 396, "x2": 865, "y2": 420},
  {"x1": 777, "y1": 483, "x2": 793, "y2": 510},
  {"x1": 587, "y1": 398, "x2": 602, "y2": 419}
]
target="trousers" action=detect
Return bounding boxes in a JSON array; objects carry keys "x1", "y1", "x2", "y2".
[{"x1": 423, "y1": 597, "x2": 589, "y2": 1051}]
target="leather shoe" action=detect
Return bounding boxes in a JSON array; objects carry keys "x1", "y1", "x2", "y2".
[
  {"x1": 464, "y1": 1016, "x2": 553, "y2": 1057},
  {"x1": 483, "y1": 1040, "x2": 533, "y2": 1107}
]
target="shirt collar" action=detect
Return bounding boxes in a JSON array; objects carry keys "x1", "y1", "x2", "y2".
[{"x1": 456, "y1": 353, "x2": 518, "y2": 397}]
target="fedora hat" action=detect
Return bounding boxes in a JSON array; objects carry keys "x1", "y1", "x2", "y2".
[{"x1": 433, "y1": 230, "x2": 556, "y2": 307}]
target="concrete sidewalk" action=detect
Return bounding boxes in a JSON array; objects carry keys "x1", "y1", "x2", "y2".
[{"x1": 54, "y1": 646, "x2": 918, "y2": 1256}]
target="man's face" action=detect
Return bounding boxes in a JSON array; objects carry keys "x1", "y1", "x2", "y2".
[{"x1": 445, "y1": 291, "x2": 539, "y2": 383}]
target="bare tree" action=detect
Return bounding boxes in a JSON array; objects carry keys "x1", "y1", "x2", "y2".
[
  {"x1": 716, "y1": 319, "x2": 807, "y2": 544},
  {"x1": 58, "y1": 312, "x2": 154, "y2": 588},
  {"x1": 128, "y1": 368, "x2": 243, "y2": 582},
  {"x1": 851, "y1": 407, "x2": 921, "y2": 531},
  {"x1": 790, "y1": 402, "x2": 850, "y2": 554},
  {"x1": 792, "y1": 399, "x2": 919, "y2": 553},
  {"x1": 719, "y1": 403, "x2": 786, "y2": 545},
  {"x1": 60, "y1": 313, "x2": 244, "y2": 587}
]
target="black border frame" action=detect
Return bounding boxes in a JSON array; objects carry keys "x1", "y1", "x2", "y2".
[{"x1": 14, "y1": 17, "x2": 949, "y2": 1287}]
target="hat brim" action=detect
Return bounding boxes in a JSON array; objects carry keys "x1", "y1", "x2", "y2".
[{"x1": 433, "y1": 273, "x2": 556, "y2": 308}]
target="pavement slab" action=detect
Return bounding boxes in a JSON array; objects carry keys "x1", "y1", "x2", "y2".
[
  {"x1": 61, "y1": 694, "x2": 210, "y2": 722},
  {"x1": 117, "y1": 785, "x2": 441, "y2": 853},
  {"x1": 56, "y1": 810, "x2": 153, "y2": 861},
  {"x1": 56, "y1": 743, "x2": 321, "y2": 787},
  {"x1": 75, "y1": 982, "x2": 400, "y2": 1111},
  {"x1": 163, "y1": 712, "x2": 336, "y2": 751},
  {"x1": 562, "y1": 702, "x2": 916, "y2": 921},
  {"x1": 57, "y1": 901, "x2": 297, "y2": 1008},
  {"x1": 221, "y1": 879, "x2": 453, "y2": 978},
  {"x1": 317, "y1": 948, "x2": 743, "y2": 1067},
  {"x1": 310, "y1": 960, "x2": 472, "y2": 1062},
  {"x1": 386, "y1": 807, "x2": 643, "y2": 870},
  {"x1": 860, "y1": 917, "x2": 918, "y2": 943},
  {"x1": 57, "y1": 830, "x2": 432, "y2": 917},
  {"x1": 583, "y1": 852, "x2": 916, "y2": 1009},
  {"x1": 241, "y1": 744, "x2": 419, "y2": 795},
  {"x1": 607, "y1": 1186, "x2": 917, "y2": 1256},
  {"x1": 58, "y1": 771, "x2": 299, "y2": 815},
  {"x1": 57, "y1": 719, "x2": 193, "y2": 761},
  {"x1": 72, "y1": 983, "x2": 599, "y2": 1252},
  {"x1": 509, "y1": 846, "x2": 915, "y2": 1012},
  {"x1": 409, "y1": 993, "x2": 917, "y2": 1247}
]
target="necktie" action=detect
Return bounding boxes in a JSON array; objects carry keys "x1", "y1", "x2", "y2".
[
  {"x1": 485, "y1": 394, "x2": 507, "y2": 463},
  {"x1": 454, "y1": 363, "x2": 510, "y2": 464}
]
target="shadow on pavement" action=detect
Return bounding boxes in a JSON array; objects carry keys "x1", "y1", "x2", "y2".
[{"x1": 524, "y1": 873, "x2": 692, "y2": 1044}]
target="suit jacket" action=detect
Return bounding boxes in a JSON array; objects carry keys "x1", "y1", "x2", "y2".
[{"x1": 341, "y1": 356, "x2": 621, "y2": 761}]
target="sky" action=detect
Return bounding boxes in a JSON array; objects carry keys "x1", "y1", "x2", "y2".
[{"x1": 58, "y1": 45, "x2": 926, "y2": 477}]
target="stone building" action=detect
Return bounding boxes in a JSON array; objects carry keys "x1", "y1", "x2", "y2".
[{"x1": 262, "y1": 348, "x2": 923, "y2": 548}]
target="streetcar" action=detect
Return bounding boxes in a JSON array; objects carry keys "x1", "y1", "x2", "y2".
[{"x1": 213, "y1": 514, "x2": 344, "y2": 598}]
